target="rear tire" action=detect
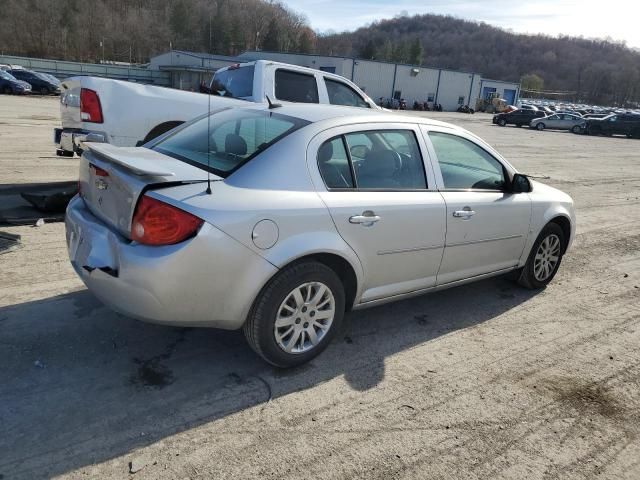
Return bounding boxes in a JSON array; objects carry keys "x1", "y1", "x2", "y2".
[
  {"x1": 536, "y1": 123, "x2": 545, "y2": 131},
  {"x1": 497, "y1": 118, "x2": 507, "y2": 127},
  {"x1": 516, "y1": 223, "x2": 565, "y2": 289},
  {"x1": 243, "y1": 261, "x2": 345, "y2": 368},
  {"x1": 571, "y1": 125, "x2": 582, "y2": 134}
]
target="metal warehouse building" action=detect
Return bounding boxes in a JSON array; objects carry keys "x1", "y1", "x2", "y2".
[{"x1": 150, "y1": 49, "x2": 520, "y2": 111}]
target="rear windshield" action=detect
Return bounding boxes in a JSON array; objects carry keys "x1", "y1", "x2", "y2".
[
  {"x1": 153, "y1": 108, "x2": 309, "y2": 177},
  {"x1": 210, "y1": 65, "x2": 254, "y2": 98}
]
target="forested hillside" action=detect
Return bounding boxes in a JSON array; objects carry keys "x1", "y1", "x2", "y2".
[
  {"x1": 0, "y1": 0, "x2": 315, "y2": 63},
  {"x1": 2, "y1": 3, "x2": 638, "y2": 105},
  {"x1": 317, "y1": 14, "x2": 640, "y2": 105}
]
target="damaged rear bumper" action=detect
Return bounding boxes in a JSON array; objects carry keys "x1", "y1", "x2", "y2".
[{"x1": 65, "y1": 195, "x2": 277, "y2": 329}]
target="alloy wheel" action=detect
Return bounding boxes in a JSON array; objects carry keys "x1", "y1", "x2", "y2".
[
  {"x1": 533, "y1": 234, "x2": 561, "y2": 281},
  {"x1": 274, "y1": 282, "x2": 335, "y2": 354}
]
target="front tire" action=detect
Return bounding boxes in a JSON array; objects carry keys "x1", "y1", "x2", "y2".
[
  {"x1": 497, "y1": 118, "x2": 507, "y2": 127},
  {"x1": 243, "y1": 261, "x2": 345, "y2": 367},
  {"x1": 536, "y1": 122, "x2": 545, "y2": 131},
  {"x1": 517, "y1": 223, "x2": 565, "y2": 289},
  {"x1": 571, "y1": 125, "x2": 582, "y2": 134}
]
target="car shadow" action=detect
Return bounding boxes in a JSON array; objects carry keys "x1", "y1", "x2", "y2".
[{"x1": 0, "y1": 276, "x2": 539, "y2": 479}]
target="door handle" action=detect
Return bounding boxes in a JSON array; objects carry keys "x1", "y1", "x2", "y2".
[
  {"x1": 453, "y1": 209, "x2": 476, "y2": 218},
  {"x1": 349, "y1": 211, "x2": 381, "y2": 226}
]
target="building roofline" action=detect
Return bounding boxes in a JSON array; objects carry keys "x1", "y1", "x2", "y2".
[{"x1": 240, "y1": 49, "x2": 483, "y2": 76}]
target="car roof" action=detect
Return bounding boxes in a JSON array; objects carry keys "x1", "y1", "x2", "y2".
[{"x1": 235, "y1": 102, "x2": 463, "y2": 131}]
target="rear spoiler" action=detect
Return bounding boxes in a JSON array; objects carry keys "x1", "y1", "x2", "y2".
[{"x1": 85, "y1": 143, "x2": 176, "y2": 177}]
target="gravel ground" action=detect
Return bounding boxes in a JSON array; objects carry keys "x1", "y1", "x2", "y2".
[{"x1": 0, "y1": 95, "x2": 639, "y2": 480}]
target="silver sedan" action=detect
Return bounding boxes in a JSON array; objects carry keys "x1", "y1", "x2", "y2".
[
  {"x1": 66, "y1": 104, "x2": 576, "y2": 367},
  {"x1": 530, "y1": 113, "x2": 586, "y2": 132}
]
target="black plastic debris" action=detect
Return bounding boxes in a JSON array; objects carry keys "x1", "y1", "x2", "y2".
[
  {"x1": 0, "y1": 182, "x2": 77, "y2": 225},
  {"x1": 0, "y1": 232, "x2": 22, "y2": 255}
]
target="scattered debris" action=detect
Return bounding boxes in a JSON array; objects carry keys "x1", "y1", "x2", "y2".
[
  {"x1": 623, "y1": 273, "x2": 629, "y2": 278},
  {"x1": 0, "y1": 232, "x2": 22, "y2": 255},
  {"x1": 129, "y1": 455, "x2": 152, "y2": 474}
]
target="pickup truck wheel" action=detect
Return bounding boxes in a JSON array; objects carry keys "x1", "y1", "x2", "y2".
[
  {"x1": 536, "y1": 123, "x2": 545, "y2": 131},
  {"x1": 497, "y1": 118, "x2": 507, "y2": 127},
  {"x1": 243, "y1": 261, "x2": 345, "y2": 368},
  {"x1": 516, "y1": 223, "x2": 565, "y2": 289}
]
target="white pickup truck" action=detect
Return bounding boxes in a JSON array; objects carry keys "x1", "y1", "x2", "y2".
[{"x1": 54, "y1": 60, "x2": 379, "y2": 156}]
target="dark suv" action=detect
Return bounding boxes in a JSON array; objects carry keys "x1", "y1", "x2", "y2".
[
  {"x1": 584, "y1": 114, "x2": 640, "y2": 138},
  {"x1": 493, "y1": 109, "x2": 546, "y2": 127}
]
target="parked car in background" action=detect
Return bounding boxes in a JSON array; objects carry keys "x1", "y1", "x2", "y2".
[
  {"x1": 8, "y1": 68, "x2": 60, "y2": 95},
  {"x1": 0, "y1": 70, "x2": 32, "y2": 95},
  {"x1": 66, "y1": 103, "x2": 575, "y2": 367},
  {"x1": 38, "y1": 72, "x2": 61, "y2": 87},
  {"x1": 493, "y1": 108, "x2": 545, "y2": 127},
  {"x1": 54, "y1": 60, "x2": 380, "y2": 157},
  {"x1": 583, "y1": 113, "x2": 640, "y2": 138},
  {"x1": 530, "y1": 113, "x2": 586, "y2": 132}
]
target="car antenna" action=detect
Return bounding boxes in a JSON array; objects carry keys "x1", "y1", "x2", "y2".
[
  {"x1": 266, "y1": 95, "x2": 281, "y2": 109},
  {"x1": 205, "y1": 78, "x2": 212, "y2": 194}
]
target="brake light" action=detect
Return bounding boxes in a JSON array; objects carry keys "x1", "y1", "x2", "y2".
[
  {"x1": 80, "y1": 88, "x2": 103, "y2": 123},
  {"x1": 131, "y1": 195, "x2": 203, "y2": 246},
  {"x1": 90, "y1": 163, "x2": 109, "y2": 177}
]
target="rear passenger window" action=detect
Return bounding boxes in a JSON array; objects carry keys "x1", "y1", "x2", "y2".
[
  {"x1": 317, "y1": 137, "x2": 355, "y2": 189},
  {"x1": 317, "y1": 130, "x2": 426, "y2": 190},
  {"x1": 275, "y1": 70, "x2": 319, "y2": 103},
  {"x1": 325, "y1": 79, "x2": 370, "y2": 108}
]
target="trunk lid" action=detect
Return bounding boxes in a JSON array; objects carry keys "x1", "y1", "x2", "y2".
[{"x1": 79, "y1": 143, "x2": 216, "y2": 238}]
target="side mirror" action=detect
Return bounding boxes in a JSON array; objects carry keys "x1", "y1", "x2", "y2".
[{"x1": 511, "y1": 173, "x2": 532, "y2": 193}]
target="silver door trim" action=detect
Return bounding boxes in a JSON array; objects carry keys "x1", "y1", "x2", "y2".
[
  {"x1": 353, "y1": 266, "x2": 517, "y2": 309},
  {"x1": 446, "y1": 234, "x2": 523, "y2": 248},
  {"x1": 377, "y1": 244, "x2": 444, "y2": 256}
]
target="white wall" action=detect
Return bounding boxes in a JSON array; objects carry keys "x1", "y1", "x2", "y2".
[
  {"x1": 393, "y1": 65, "x2": 440, "y2": 106},
  {"x1": 352, "y1": 60, "x2": 395, "y2": 102}
]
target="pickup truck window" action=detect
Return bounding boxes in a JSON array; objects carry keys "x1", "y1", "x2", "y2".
[
  {"x1": 325, "y1": 79, "x2": 370, "y2": 108},
  {"x1": 210, "y1": 65, "x2": 254, "y2": 98},
  {"x1": 275, "y1": 69, "x2": 319, "y2": 104},
  {"x1": 154, "y1": 109, "x2": 309, "y2": 177}
]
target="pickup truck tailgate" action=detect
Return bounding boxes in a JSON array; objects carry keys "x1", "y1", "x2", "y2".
[{"x1": 60, "y1": 78, "x2": 82, "y2": 128}]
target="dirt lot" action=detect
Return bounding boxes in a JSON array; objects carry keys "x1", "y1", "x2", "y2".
[{"x1": 1, "y1": 95, "x2": 639, "y2": 480}]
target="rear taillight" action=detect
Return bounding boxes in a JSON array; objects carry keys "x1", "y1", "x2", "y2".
[
  {"x1": 131, "y1": 195, "x2": 203, "y2": 246},
  {"x1": 80, "y1": 88, "x2": 103, "y2": 123}
]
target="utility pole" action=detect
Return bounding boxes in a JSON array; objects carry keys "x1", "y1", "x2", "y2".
[{"x1": 101, "y1": 38, "x2": 105, "y2": 63}]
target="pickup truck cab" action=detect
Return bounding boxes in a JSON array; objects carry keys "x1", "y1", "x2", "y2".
[{"x1": 54, "y1": 60, "x2": 379, "y2": 156}]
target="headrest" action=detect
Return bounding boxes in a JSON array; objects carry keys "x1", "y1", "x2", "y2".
[
  {"x1": 361, "y1": 150, "x2": 400, "y2": 178},
  {"x1": 225, "y1": 133, "x2": 247, "y2": 156},
  {"x1": 318, "y1": 141, "x2": 334, "y2": 164}
]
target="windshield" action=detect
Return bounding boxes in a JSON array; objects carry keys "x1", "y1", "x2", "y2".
[
  {"x1": 153, "y1": 108, "x2": 309, "y2": 177},
  {"x1": 210, "y1": 65, "x2": 254, "y2": 98},
  {"x1": 0, "y1": 70, "x2": 17, "y2": 81}
]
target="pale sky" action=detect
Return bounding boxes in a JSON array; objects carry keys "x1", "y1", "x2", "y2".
[{"x1": 283, "y1": 0, "x2": 640, "y2": 48}]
